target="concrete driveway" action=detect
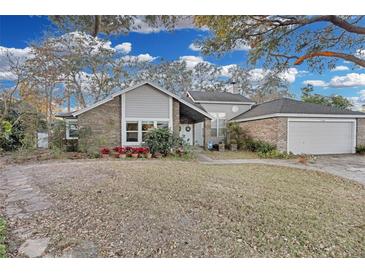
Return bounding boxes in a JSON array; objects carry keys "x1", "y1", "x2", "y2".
[
  {"x1": 310, "y1": 155, "x2": 365, "y2": 185},
  {"x1": 199, "y1": 153, "x2": 365, "y2": 185}
]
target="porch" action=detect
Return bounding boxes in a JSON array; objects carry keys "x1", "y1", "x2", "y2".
[{"x1": 173, "y1": 99, "x2": 211, "y2": 149}]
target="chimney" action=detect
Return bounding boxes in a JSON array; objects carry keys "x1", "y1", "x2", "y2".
[{"x1": 228, "y1": 80, "x2": 239, "y2": 94}]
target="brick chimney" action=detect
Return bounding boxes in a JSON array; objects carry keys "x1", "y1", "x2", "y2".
[{"x1": 227, "y1": 81, "x2": 239, "y2": 94}]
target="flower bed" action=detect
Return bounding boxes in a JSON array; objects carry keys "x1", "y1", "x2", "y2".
[{"x1": 101, "y1": 146, "x2": 152, "y2": 159}]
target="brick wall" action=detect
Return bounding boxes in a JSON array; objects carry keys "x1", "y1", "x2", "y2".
[
  {"x1": 77, "y1": 96, "x2": 121, "y2": 149},
  {"x1": 203, "y1": 118, "x2": 211, "y2": 150},
  {"x1": 239, "y1": 117, "x2": 288, "y2": 151},
  {"x1": 357, "y1": 118, "x2": 365, "y2": 146}
]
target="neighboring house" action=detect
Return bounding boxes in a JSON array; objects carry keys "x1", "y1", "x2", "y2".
[{"x1": 57, "y1": 81, "x2": 365, "y2": 155}]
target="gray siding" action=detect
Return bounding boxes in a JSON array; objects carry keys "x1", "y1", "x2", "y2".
[
  {"x1": 125, "y1": 85, "x2": 170, "y2": 118},
  {"x1": 199, "y1": 103, "x2": 251, "y2": 120}
]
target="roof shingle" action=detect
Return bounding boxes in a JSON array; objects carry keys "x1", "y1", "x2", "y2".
[
  {"x1": 232, "y1": 98, "x2": 365, "y2": 120},
  {"x1": 188, "y1": 91, "x2": 254, "y2": 103}
]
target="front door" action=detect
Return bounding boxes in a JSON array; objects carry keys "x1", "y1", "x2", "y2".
[{"x1": 179, "y1": 124, "x2": 193, "y2": 145}]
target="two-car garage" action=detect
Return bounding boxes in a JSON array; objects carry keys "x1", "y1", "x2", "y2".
[
  {"x1": 232, "y1": 98, "x2": 365, "y2": 155},
  {"x1": 287, "y1": 118, "x2": 356, "y2": 155}
]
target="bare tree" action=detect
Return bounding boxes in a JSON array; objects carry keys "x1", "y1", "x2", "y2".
[{"x1": 0, "y1": 51, "x2": 29, "y2": 119}]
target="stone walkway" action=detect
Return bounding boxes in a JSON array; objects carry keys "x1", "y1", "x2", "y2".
[
  {"x1": 197, "y1": 153, "x2": 365, "y2": 185},
  {"x1": 1, "y1": 166, "x2": 51, "y2": 257}
]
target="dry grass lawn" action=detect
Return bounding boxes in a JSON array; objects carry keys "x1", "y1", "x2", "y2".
[
  {"x1": 6, "y1": 160, "x2": 365, "y2": 257},
  {"x1": 202, "y1": 150, "x2": 259, "y2": 160}
]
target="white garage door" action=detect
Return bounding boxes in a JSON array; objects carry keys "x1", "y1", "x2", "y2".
[{"x1": 288, "y1": 119, "x2": 356, "y2": 155}]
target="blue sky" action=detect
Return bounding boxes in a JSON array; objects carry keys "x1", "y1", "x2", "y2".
[{"x1": 1, "y1": 15, "x2": 365, "y2": 109}]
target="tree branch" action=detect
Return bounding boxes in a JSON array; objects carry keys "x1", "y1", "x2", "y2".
[
  {"x1": 294, "y1": 51, "x2": 365, "y2": 67},
  {"x1": 323, "y1": 15, "x2": 365, "y2": 35}
]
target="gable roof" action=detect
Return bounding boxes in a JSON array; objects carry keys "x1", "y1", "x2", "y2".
[
  {"x1": 180, "y1": 95, "x2": 207, "y2": 112},
  {"x1": 69, "y1": 81, "x2": 213, "y2": 119},
  {"x1": 231, "y1": 97, "x2": 365, "y2": 122},
  {"x1": 188, "y1": 90, "x2": 254, "y2": 104}
]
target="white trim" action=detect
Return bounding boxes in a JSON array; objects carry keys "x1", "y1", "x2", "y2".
[
  {"x1": 123, "y1": 118, "x2": 171, "y2": 146},
  {"x1": 231, "y1": 113, "x2": 365, "y2": 122},
  {"x1": 113, "y1": 81, "x2": 213, "y2": 119},
  {"x1": 65, "y1": 118, "x2": 78, "y2": 140},
  {"x1": 124, "y1": 117, "x2": 170, "y2": 121},
  {"x1": 287, "y1": 118, "x2": 357, "y2": 122},
  {"x1": 186, "y1": 91, "x2": 255, "y2": 105},
  {"x1": 121, "y1": 94, "x2": 126, "y2": 146},
  {"x1": 194, "y1": 100, "x2": 255, "y2": 105},
  {"x1": 287, "y1": 118, "x2": 357, "y2": 154},
  {"x1": 169, "y1": 97, "x2": 173, "y2": 131}
]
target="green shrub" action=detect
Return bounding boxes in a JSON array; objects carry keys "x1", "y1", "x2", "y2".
[
  {"x1": 227, "y1": 122, "x2": 249, "y2": 149},
  {"x1": 258, "y1": 149, "x2": 293, "y2": 159},
  {"x1": 244, "y1": 138, "x2": 276, "y2": 153},
  {"x1": 50, "y1": 120, "x2": 66, "y2": 151},
  {"x1": 355, "y1": 145, "x2": 365, "y2": 154},
  {"x1": 143, "y1": 128, "x2": 181, "y2": 155},
  {"x1": 0, "y1": 101, "x2": 47, "y2": 151},
  {"x1": 78, "y1": 126, "x2": 92, "y2": 152},
  {"x1": 0, "y1": 218, "x2": 6, "y2": 258}
]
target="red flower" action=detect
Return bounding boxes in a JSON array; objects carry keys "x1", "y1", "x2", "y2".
[
  {"x1": 100, "y1": 147, "x2": 110, "y2": 154},
  {"x1": 113, "y1": 146, "x2": 126, "y2": 154}
]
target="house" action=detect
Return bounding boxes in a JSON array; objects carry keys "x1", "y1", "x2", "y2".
[{"x1": 57, "y1": 81, "x2": 365, "y2": 155}]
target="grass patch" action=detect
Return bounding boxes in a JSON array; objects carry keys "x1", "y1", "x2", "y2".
[
  {"x1": 26, "y1": 161, "x2": 365, "y2": 257},
  {"x1": 202, "y1": 150, "x2": 259, "y2": 160},
  {"x1": 0, "y1": 218, "x2": 6, "y2": 258}
]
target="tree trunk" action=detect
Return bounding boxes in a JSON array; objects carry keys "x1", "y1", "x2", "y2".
[{"x1": 93, "y1": 15, "x2": 101, "y2": 37}]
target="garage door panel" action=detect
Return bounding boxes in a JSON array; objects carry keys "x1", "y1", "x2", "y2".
[{"x1": 288, "y1": 120, "x2": 355, "y2": 155}]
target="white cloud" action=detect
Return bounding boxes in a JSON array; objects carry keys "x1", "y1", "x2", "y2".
[
  {"x1": 114, "y1": 42, "x2": 132, "y2": 54},
  {"x1": 0, "y1": 71, "x2": 18, "y2": 81},
  {"x1": 189, "y1": 39, "x2": 250, "y2": 52},
  {"x1": 303, "y1": 73, "x2": 365, "y2": 88},
  {"x1": 347, "y1": 90, "x2": 365, "y2": 111},
  {"x1": 0, "y1": 46, "x2": 32, "y2": 80},
  {"x1": 232, "y1": 39, "x2": 251, "y2": 51},
  {"x1": 121, "y1": 53, "x2": 157, "y2": 63},
  {"x1": 303, "y1": 80, "x2": 328, "y2": 87},
  {"x1": 248, "y1": 68, "x2": 268, "y2": 82},
  {"x1": 246, "y1": 67, "x2": 298, "y2": 83},
  {"x1": 329, "y1": 73, "x2": 365, "y2": 87},
  {"x1": 179, "y1": 55, "x2": 206, "y2": 69},
  {"x1": 54, "y1": 32, "x2": 115, "y2": 54},
  {"x1": 188, "y1": 43, "x2": 201, "y2": 51},
  {"x1": 220, "y1": 64, "x2": 237, "y2": 77},
  {"x1": 131, "y1": 16, "x2": 198, "y2": 34},
  {"x1": 356, "y1": 49, "x2": 365, "y2": 59},
  {"x1": 278, "y1": 68, "x2": 298, "y2": 83},
  {"x1": 331, "y1": 65, "x2": 349, "y2": 71}
]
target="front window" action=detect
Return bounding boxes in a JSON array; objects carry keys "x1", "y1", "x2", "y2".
[
  {"x1": 125, "y1": 120, "x2": 170, "y2": 144},
  {"x1": 157, "y1": 121, "x2": 169, "y2": 129},
  {"x1": 66, "y1": 119, "x2": 78, "y2": 139},
  {"x1": 210, "y1": 113, "x2": 226, "y2": 138},
  {"x1": 126, "y1": 122, "x2": 138, "y2": 142},
  {"x1": 142, "y1": 121, "x2": 154, "y2": 141}
]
